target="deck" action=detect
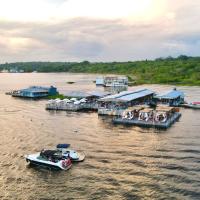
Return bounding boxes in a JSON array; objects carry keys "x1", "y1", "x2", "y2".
[
  {"x1": 113, "y1": 112, "x2": 181, "y2": 129},
  {"x1": 46, "y1": 102, "x2": 98, "y2": 112}
]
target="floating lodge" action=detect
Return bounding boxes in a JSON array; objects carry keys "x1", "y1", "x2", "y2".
[
  {"x1": 98, "y1": 89, "x2": 155, "y2": 116},
  {"x1": 113, "y1": 106, "x2": 181, "y2": 129},
  {"x1": 96, "y1": 76, "x2": 128, "y2": 87},
  {"x1": 10, "y1": 86, "x2": 57, "y2": 98}
]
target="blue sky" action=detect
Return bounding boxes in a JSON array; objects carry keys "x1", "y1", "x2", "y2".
[{"x1": 0, "y1": 0, "x2": 200, "y2": 62}]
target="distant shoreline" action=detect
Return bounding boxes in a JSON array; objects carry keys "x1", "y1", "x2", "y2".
[{"x1": 0, "y1": 56, "x2": 200, "y2": 86}]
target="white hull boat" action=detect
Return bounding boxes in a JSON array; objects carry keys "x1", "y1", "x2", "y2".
[
  {"x1": 25, "y1": 150, "x2": 72, "y2": 170},
  {"x1": 183, "y1": 102, "x2": 200, "y2": 109}
]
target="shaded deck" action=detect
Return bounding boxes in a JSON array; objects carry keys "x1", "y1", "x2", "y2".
[{"x1": 113, "y1": 112, "x2": 181, "y2": 129}]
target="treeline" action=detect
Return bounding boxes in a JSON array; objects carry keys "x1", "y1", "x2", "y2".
[{"x1": 0, "y1": 55, "x2": 200, "y2": 85}]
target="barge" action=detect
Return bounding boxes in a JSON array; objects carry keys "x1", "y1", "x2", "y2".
[{"x1": 113, "y1": 106, "x2": 181, "y2": 129}]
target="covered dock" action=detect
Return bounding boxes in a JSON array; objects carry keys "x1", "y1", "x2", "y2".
[
  {"x1": 98, "y1": 89, "x2": 155, "y2": 116},
  {"x1": 154, "y1": 88, "x2": 184, "y2": 106},
  {"x1": 46, "y1": 90, "x2": 110, "y2": 111}
]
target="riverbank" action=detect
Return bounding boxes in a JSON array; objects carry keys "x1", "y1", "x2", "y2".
[{"x1": 0, "y1": 56, "x2": 200, "y2": 86}]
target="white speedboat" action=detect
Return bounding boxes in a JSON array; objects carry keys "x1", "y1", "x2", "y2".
[
  {"x1": 56, "y1": 144, "x2": 85, "y2": 162},
  {"x1": 183, "y1": 102, "x2": 200, "y2": 109},
  {"x1": 25, "y1": 150, "x2": 72, "y2": 170}
]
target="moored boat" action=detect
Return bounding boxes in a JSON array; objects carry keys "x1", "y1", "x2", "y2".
[
  {"x1": 183, "y1": 102, "x2": 200, "y2": 109},
  {"x1": 25, "y1": 150, "x2": 72, "y2": 170},
  {"x1": 56, "y1": 144, "x2": 85, "y2": 162}
]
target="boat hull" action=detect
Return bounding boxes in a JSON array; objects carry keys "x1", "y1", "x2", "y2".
[
  {"x1": 26, "y1": 159, "x2": 63, "y2": 170},
  {"x1": 25, "y1": 154, "x2": 72, "y2": 171},
  {"x1": 183, "y1": 104, "x2": 200, "y2": 109}
]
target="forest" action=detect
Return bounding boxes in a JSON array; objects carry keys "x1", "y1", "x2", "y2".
[{"x1": 0, "y1": 55, "x2": 200, "y2": 86}]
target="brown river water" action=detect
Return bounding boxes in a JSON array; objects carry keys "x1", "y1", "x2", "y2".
[{"x1": 0, "y1": 73, "x2": 200, "y2": 200}]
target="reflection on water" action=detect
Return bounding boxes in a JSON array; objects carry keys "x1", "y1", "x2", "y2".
[{"x1": 0, "y1": 73, "x2": 200, "y2": 199}]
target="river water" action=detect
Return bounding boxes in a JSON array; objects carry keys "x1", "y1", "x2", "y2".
[{"x1": 0, "y1": 73, "x2": 200, "y2": 200}]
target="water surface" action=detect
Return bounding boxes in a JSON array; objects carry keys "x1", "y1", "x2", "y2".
[{"x1": 0, "y1": 73, "x2": 200, "y2": 200}]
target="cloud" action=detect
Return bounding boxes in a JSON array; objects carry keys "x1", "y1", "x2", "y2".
[{"x1": 0, "y1": 1, "x2": 200, "y2": 62}]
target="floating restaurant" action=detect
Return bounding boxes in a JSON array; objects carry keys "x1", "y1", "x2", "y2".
[
  {"x1": 46, "y1": 91, "x2": 110, "y2": 111},
  {"x1": 98, "y1": 89, "x2": 155, "y2": 116},
  {"x1": 11, "y1": 86, "x2": 58, "y2": 98},
  {"x1": 113, "y1": 106, "x2": 181, "y2": 129},
  {"x1": 96, "y1": 76, "x2": 128, "y2": 87},
  {"x1": 154, "y1": 88, "x2": 184, "y2": 106}
]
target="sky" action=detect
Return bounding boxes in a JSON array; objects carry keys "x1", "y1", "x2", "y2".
[{"x1": 0, "y1": 0, "x2": 200, "y2": 62}]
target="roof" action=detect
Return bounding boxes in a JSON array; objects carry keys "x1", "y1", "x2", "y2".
[
  {"x1": 140, "y1": 108, "x2": 154, "y2": 113},
  {"x1": 156, "y1": 106, "x2": 174, "y2": 112},
  {"x1": 99, "y1": 89, "x2": 154, "y2": 102},
  {"x1": 125, "y1": 106, "x2": 145, "y2": 112},
  {"x1": 20, "y1": 86, "x2": 53, "y2": 93},
  {"x1": 57, "y1": 144, "x2": 70, "y2": 149},
  {"x1": 64, "y1": 91, "x2": 91, "y2": 98},
  {"x1": 155, "y1": 88, "x2": 184, "y2": 100},
  {"x1": 64, "y1": 90, "x2": 110, "y2": 98},
  {"x1": 88, "y1": 91, "x2": 110, "y2": 97}
]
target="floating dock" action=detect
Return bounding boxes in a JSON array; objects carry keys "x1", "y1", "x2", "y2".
[
  {"x1": 113, "y1": 112, "x2": 181, "y2": 129},
  {"x1": 46, "y1": 91, "x2": 110, "y2": 112},
  {"x1": 46, "y1": 101, "x2": 98, "y2": 111}
]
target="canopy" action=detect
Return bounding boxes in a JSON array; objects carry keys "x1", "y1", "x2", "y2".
[
  {"x1": 56, "y1": 144, "x2": 70, "y2": 149},
  {"x1": 40, "y1": 150, "x2": 61, "y2": 159}
]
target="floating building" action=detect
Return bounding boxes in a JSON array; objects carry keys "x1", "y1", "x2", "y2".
[
  {"x1": 46, "y1": 91, "x2": 110, "y2": 111},
  {"x1": 154, "y1": 88, "x2": 184, "y2": 106},
  {"x1": 98, "y1": 89, "x2": 155, "y2": 116},
  {"x1": 96, "y1": 76, "x2": 128, "y2": 87},
  {"x1": 11, "y1": 86, "x2": 58, "y2": 98}
]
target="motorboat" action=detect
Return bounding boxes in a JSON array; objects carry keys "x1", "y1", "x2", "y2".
[
  {"x1": 56, "y1": 144, "x2": 85, "y2": 162},
  {"x1": 25, "y1": 150, "x2": 72, "y2": 170},
  {"x1": 183, "y1": 102, "x2": 200, "y2": 109}
]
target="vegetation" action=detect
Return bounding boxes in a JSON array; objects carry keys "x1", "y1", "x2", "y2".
[
  {"x1": 47, "y1": 94, "x2": 65, "y2": 100},
  {"x1": 1, "y1": 55, "x2": 200, "y2": 86}
]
